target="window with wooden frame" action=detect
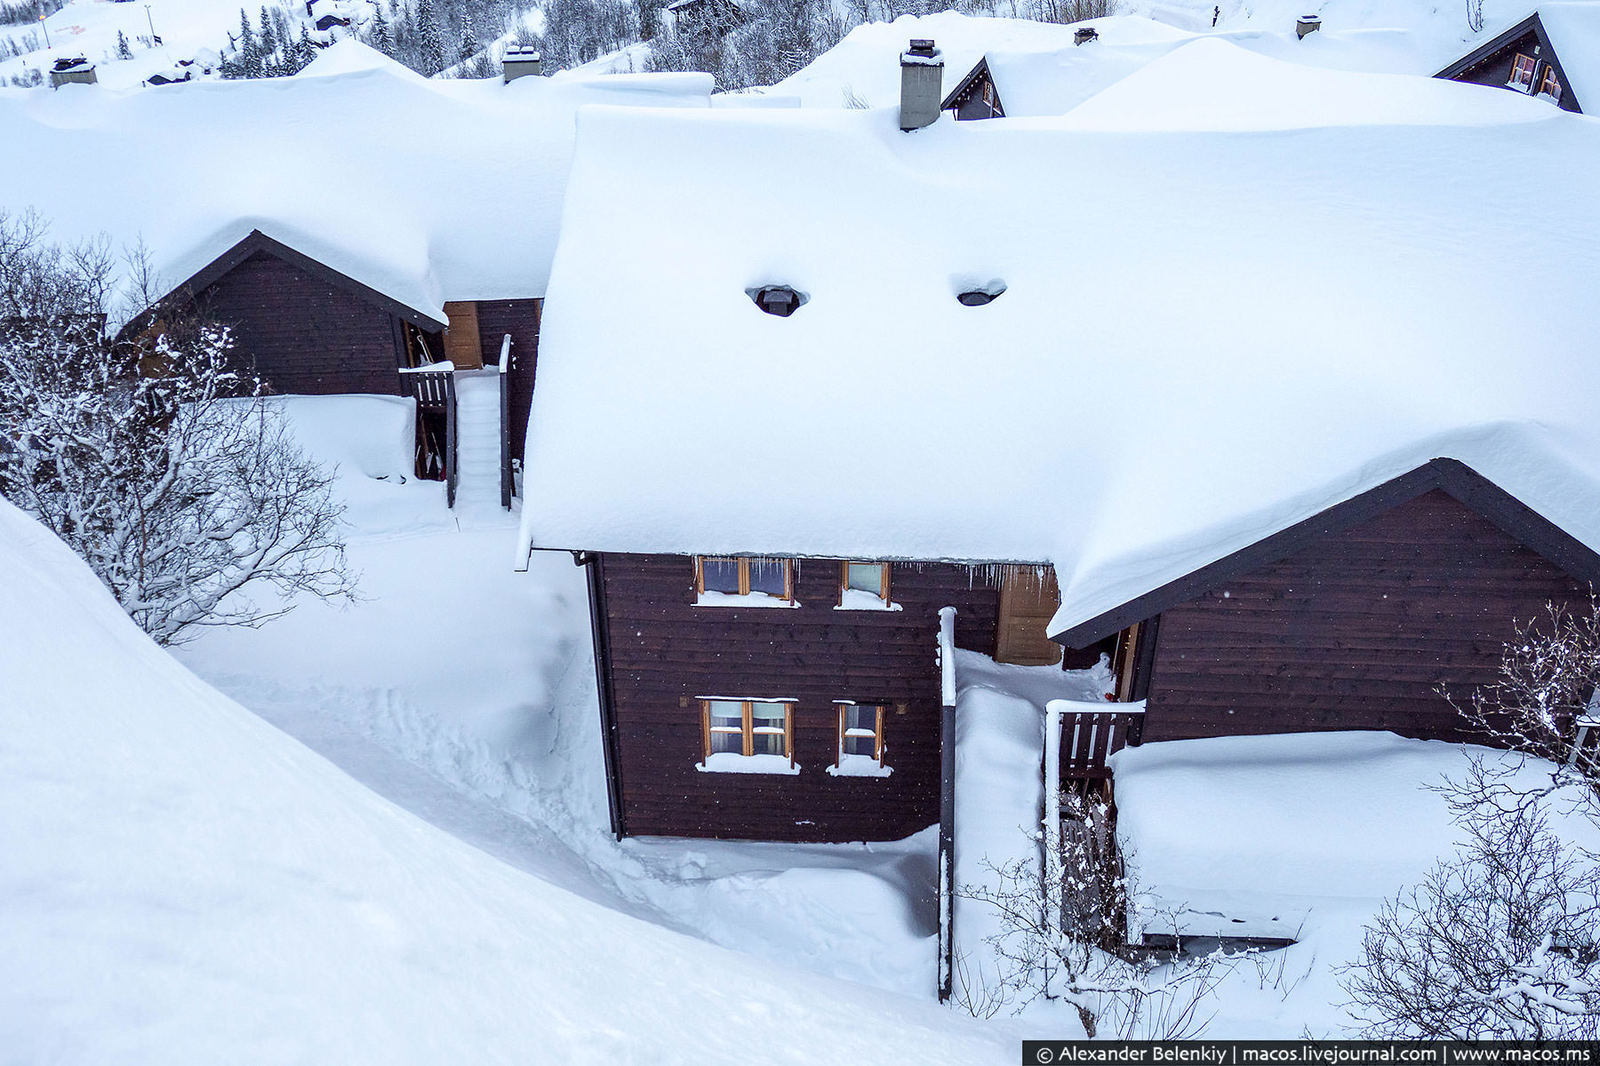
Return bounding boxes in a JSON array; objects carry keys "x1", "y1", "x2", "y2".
[
  {"x1": 699, "y1": 698, "x2": 797, "y2": 772},
  {"x1": 693, "y1": 556, "x2": 796, "y2": 606},
  {"x1": 828, "y1": 701, "x2": 893, "y2": 777},
  {"x1": 1508, "y1": 52, "x2": 1538, "y2": 92},
  {"x1": 1538, "y1": 64, "x2": 1564, "y2": 102},
  {"x1": 835, "y1": 561, "x2": 898, "y2": 611}
]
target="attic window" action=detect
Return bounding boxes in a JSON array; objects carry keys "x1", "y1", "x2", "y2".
[
  {"x1": 836, "y1": 561, "x2": 901, "y2": 611},
  {"x1": 957, "y1": 284, "x2": 1005, "y2": 307},
  {"x1": 694, "y1": 556, "x2": 798, "y2": 607},
  {"x1": 1539, "y1": 66, "x2": 1564, "y2": 102},
  {"x1": 752, "y1": 286, "x2": 803, "y2": 317},
  {"x1": 1509, "y1": 53, "x2": 1538, "y2": 92}
]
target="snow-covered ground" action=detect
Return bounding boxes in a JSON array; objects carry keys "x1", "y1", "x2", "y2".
[
  {"x1": 0, "y1": 404, "x2": 1014, "y2": 1060},
  {"x1": 172, "y1": 393, "x2": 956, "y2": 1000}
]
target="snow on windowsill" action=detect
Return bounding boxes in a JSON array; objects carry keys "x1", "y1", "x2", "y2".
[
  {"x1": 832, "y1": 588, "x2": 902, "y2": 612},
  {"x1": 397, "y1": 360, "x2": 455, "y2": 374},
  {"x1": 694, "y1": 591, "x2": 800, "y2": 609},
  {"x1": 826, "y1": 754, "x2": 893, "y2": 778},
  {"x1": 696, "y1": 752, "x2": 801, "y2": 775}
]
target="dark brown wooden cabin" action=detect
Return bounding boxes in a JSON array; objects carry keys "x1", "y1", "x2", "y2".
[
  {"x1": 940, "y1": 57, "x2": 1005, "y2": 120},
  {"x1": 156, "y1": 230, "x2": 542, "y2": 479},
  {"x1": 582, "y1": 552, "x2": 1088, "y2": 843},
  {"x1": 1435, "y1": 13, "x2": 1583, "y2": 113},
  {"x1": 1054, "y1": 459, "x2": 1600, "y2": 746}
]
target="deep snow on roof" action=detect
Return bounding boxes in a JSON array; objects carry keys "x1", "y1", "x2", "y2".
[
  {"x1": 768, "y1": 11, "x2": 1432, "y2": 115},
  {"x1": 518, "y1": 64, "x2": 1600, "y2": 639},
  {"x1": 0, "y1": 42, "x2": 712, "y2": 320}
]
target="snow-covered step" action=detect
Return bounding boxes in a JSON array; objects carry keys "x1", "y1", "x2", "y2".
[{"x1": 449, "y1": 369, "x2": 506, "y2": 511}]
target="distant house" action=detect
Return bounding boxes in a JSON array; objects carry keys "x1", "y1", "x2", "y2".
[
  {"x1": 306, "y1": 0, "x2": 353, "y2": 31},
  {"x1": 664, "y1": 0, "x2": 743, "y2": 35},
  {"x1": 1434, "y1": 5, "x2": 1600, "y2": 112},
  {"x1": 1, "y1": 44, "x2": 713, "y2": 506}
]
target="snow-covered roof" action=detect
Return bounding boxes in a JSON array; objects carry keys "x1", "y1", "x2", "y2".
[
  {"x1": 0, "y1": 42, "x2": 712, "y2": 322},
  {"x1": 768, "y1": 11, "x2": 1430, "y2": 114},
  {"x1": 518, "y1": 44, "x2": 1600, "y2": 642}
]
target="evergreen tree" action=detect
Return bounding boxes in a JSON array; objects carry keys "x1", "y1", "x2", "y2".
[
  {"x1": 235, "y1": 8, "x2": 261, "y2": 75},
  {"x1": 296, "y1": 24, "x2": 317, "y2": 68},
  {"x1": 257, "y1": 4, "x2": 277, "y2": 62},
  {"x1": 458, "y1": 11, "x2": 477, "y2": 62},
  {"x1": 368, "y1": 1, "x2": 392, "y2": 54},
  {"x1": 413, "y1": 0, "x2": 443, "y2": 73},
  {"x1": 115, "y1": 29, "x2": 133, "y2": 59}
]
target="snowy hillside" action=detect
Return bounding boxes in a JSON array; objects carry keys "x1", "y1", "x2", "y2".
[{"x1": 0, "y1": 494, "x2": 1011, "y2": 1062}]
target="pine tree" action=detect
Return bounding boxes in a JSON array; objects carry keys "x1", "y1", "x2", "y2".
[
  {"x1": 413, "y1": 0, "x2": 443, "y2": 73},
  {"x1": 235, "y1": 8, "x2": 261, "y2": 75},
  {"x1": 257, "y1": 4, "x2": 277, "y2": 63},
  {"x1": 297, "y1": 24, "x2": 316, "y2": 68},
  {"x1": 458, "y1": 11, "x2": 477, "y2": 62},
  {"x1": 368, "y1": 1, "x2": 392, "y2": 54},
  {"x1": 115, "y1": 29, "x2": 133, "y2": 59}
]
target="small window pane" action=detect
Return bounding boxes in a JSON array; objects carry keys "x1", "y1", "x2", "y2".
[
  {"x1": 748, "y1": 558, "x2": 788, "y2": 598},
  {"x1": 701, "y1": 558, "x2": 741, "y2": 594},
  {"x1": 710, "y1": 730, "x2": 743, "y2": 754},
  {"x1": 708, "y1": 700, "x2": 744, "y2": 729},
  {"x1": 846, "y1": 563, "x2": 885, "y2": 597},
  {"x1": 843, "y1": 704, "x2": 879, "y2": 732},
  {"x1": 752, "y1": 731, "x2": 786, "y2": 756},
  {"x1": 843, "y1": 733, "x2": 877, "y2": 757},
  {"x1": 750, "y1": 701, "x2": 787, "y2": 730}
]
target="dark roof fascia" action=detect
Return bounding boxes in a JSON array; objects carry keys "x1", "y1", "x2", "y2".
[
  {"x1": 1050, "y1": 457, "x2": 1600, "y2": 648},
  {"x1": 159, "y1": 229, "x2": 447, "y2": 332},
  {"x1": 1435, "y1": 13, "x2": 1544, "y2": 78},
  {"x1": 940, "y1": 55, "x2": 991, "y2": 111}
]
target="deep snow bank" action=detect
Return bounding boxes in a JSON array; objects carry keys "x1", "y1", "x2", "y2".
[{"x1": 0, "y1": 497, "x2": 1007, "y2": 1064}]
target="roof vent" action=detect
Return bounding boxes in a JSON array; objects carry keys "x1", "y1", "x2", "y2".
[
  {"x1": 1074, "y1": 27, "x2": 1098, "y2": 45},
  {"x1": 899, "y1": 38, "x2": 944, "y2": 132},
  {"x1": 1296, "y1": 14, "x2": 1321, "y2": 38},
  {"x1": 956, "y1": 282, "x2": 1006, "y2": 306},
  {"x1": 503, "y1": 44, "x2": 542, "y2": 81},
  {"x1": 750, "y1": 285, "x2": 804, "y2": 317}
]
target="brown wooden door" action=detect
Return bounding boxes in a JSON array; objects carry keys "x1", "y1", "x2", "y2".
[{"x1": 995, "y1": 567, "x2": 1063, "y2": 666}]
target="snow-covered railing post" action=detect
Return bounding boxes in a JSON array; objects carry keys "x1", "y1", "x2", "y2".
[
  {"x1": 498, "y1": 333, "x2": 513, "y2": 510},
  {"x1": 937, "y1": 606, "x2": 957, "y2": 1004},
  {"x1": 1569, "y1": 693, "x2": 1598, "y2": 774}
]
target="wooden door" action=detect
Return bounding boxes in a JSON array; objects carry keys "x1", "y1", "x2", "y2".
[
  {"x1": 442, "y1": 301, "x2": 483, "y2": 369},
  {"x1": 995, "y1": 567, "x2": 1063, "y2": 666}
]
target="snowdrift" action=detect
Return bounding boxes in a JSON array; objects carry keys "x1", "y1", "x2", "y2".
[{"x1": 0, "y1": 497, "x2": 1006, "y2": 1063}]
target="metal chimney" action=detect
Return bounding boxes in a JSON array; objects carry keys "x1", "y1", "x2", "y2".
[
  {"x1": 503, "y1": 44, "x2": 542, "y2": 82},
  {"x1": 1074, "y1": 27, "x2": 1098, "y2": 45},
  {"x1": 1296, "y1": 14, "x2": 1321, "y2": 38},
  {"x1": 899, "y1": 39, "x2": 943, "y2": 132}
]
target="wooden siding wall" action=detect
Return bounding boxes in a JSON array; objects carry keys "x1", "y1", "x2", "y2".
[
  {"x1": 1143, "y1": 490, "x2": 1586, "y2": 744},
  {"x1": 194, "y1": 250, "x2": 406, "y2": 395},
  {"x1": 599, "y1": 553, "x2": 1002, "y2": 842},
  {"x1": 475, "y1": 299, "x2": 540, "y2": 462}
]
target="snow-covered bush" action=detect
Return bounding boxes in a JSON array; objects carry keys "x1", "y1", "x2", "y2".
[
  {"x1": 0, "y1": 210, "x2": 354, "y2": 645},
  {"x1": 958, "y1": 789, "x2": 1230, "y2": 1037},
  {"x1": 1344, "y1": 604, "x2": 1600, "y2": 1038}
]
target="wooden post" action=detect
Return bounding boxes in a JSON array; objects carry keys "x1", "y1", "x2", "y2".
[
  {"x1": 937, "y1": 607, "x2": 957, "y2": 1004},
  {"x1": 498, "y1": 334, "x2": 513, "y2": 510}
]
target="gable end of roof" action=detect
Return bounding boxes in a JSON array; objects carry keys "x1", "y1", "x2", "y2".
[
  {"x1": 1050, "y1": 457, "x2": 1600, "y2": 648},
  {"x1": 939, "y1": 56, "x2": 993, "y2": 111}
]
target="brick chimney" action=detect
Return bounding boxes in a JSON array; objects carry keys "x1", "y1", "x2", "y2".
[
  {"x1": 899, "y1": 39, "x2": 943, "y2": 132},
  {"x1": 503, "y1": 44, "x2": 542, "y2": 82}
]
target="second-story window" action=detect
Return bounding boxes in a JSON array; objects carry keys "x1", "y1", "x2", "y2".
[
  {"x1": 836, "y1": 561, "x2": 899, "y2": 611},
  {"x1": 694, "y1": 556, "x2": 797, "y2": 607},
  {"x1": 827, "y1": 701, "x2": 893, "y2": 778}
]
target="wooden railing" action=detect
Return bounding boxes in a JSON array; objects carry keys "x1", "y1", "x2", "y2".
[
  {"x1": 1570, "y1": 714, "x2": 1599, "y2": 776},
  {"x1": 402, "y1": 366, "x2": 457, "y2": 508},
  {"x1": 1053, "y1": 702, "x2": 1145, "y2": 782}
]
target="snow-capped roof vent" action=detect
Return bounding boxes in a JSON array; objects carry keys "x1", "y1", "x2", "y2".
[
  {"x1": 900, "y1": 39, "x2": 944, "y2": 132},
  {"x1": 957, "y1": 283, "x2": 1006, "y2": 307},
  {"x1": 1296, "y1": 14, "x2": 1321, "y2": 39},
  {"x1": 503, "y1": 45, "x2": 542, "y2": 82},
  {"x1": 1075, "y1": 28, "x2": 1098, "y2": 45},
  {"x1": 750, "y1": 285, "x2": 804, "y2": 317},
  {"x1": 49, "y1": 57, "x2": 96, "y2": 89}
]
